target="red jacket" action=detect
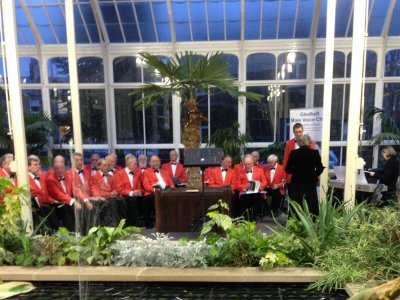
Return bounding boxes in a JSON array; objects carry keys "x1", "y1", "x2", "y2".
[
  {"x1": 208, "y1": 167, "x2": 237, "y2": 191},
  {"x1": 264, "y1": 164, "x2": 286, "y2": 196},
  {"x1": 142, "y1": 168, "x2": 175, "y2": 196},
  {"x1": 84, "y1": 164, "x2": 98, "y2": 177},
  {"x1": 283, "y1": 138, "x2": 316, "y2": 183},
  {"x1": 89, "y1": 171, "x2": 117, "y2": 198},
  {"x1": 161, "y1": 162, "x2": 187, "y2": 183},
  {"x1": 46, "y1": 171, "x2": 74, "y2": 205},
  {"x1": 67, "y1": 169, "x2": 90, "y2": 201},
  {"x1": 236, "y1": 167, "x2": 267, "y2": 192},
  {"x1": 29, "y1": 172, "x2": 52, "y2": 206},
  {"x1": 114, "y1": 168, "x2": 143, "y2": 197}
]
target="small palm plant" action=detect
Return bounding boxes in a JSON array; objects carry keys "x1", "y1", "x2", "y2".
[
  {"x1": 130, "y1": 51, "x2": 262, "y2": 187},
  {"x1": 366, "y1": 107, "x2": 400, "y2": 146}
]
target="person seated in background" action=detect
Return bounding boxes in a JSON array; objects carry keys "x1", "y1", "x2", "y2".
[
  {"x1": 368, "y1": 146, "x2": 399, "y2": 205},
  {"x1": 138, "y1": 154, "x2": 148, "y2": 173},
  {"x1": 142, "y1": 155, "x2": 175, "y2": 228},
  {"x1": 208, "y1": 154, "x2": 236, "y2": 191},
  {"x1": 264, "y1": 154, "x2": 286, "y2": 217},
  {"x1": 28, "y1": 155, "x2": 61, "y2": 231},
  {"x1": 106, "y1": 153, "x2": 122, "y2": 176},
  {"x1": 114, "y1": 154, "x2": 143, "y2": 227},
  {"x1": 90, "y1": 158, "x2": 121, "y2": 227},
  {"x1": 162, "y1": 149, "x2": 187, "y2": 186},
  {"x1": 84, "y1": 153, "x2": 100, "y2": 176},
  {"x1": 47, "y1": 155, "x2": 65, "y2": 177},
  {"x1": 46, "y1": 160, "x2": 81, "y2": 232},
  {"x1": 252, "y1": 151, "x2": 266, "y2": 171},
  {"x1": 0, "y1": 154, "x2": 17, "y2": 190},
  {"x1": 235, "y1": 154, "x2": 267, "y2": 220}
]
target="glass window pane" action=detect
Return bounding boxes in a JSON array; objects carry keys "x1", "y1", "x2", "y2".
[
  {"x1": 317, "y1": 0, "x2": 327, "y2": 38},
  {"x1": 16, "y1": 7, "x2": 35, "y2": 45},
  {"x1": 145, "y1": 95, "x2": 173, "y2": 144},
  {"x1": 385, "y1": 50, "x2": 400, "y2": 77},
  {"x1": 143, "y1": 56, "x2": 169, "y2": 82},
  {"x1": 117, "y1": 3, "x2": 140, "y2": 43},
  {"x1": 29, "y1": 6, "x2": 57, "y2": 44},
  {"x1": 114, "y1": 89, "x2": 144, "y2": 144},
  {"x1": 383, "y1": 83, "x2": 400, "y2": 129},
  {"x1": 50, "y1": 88, "x2": 73, "y2": 144},
  {"x1": 22, "y1": 89, "x2": 42, "y2": 113},
  {"x1": 226, "y1": 0, "x2": 241, "y2": 40},
  {"x1": 335, "y1": 0, "x2": 352, "y2": 37},
  {"x1": 20, "y1": 57, "x2": 41, "y2": 83},
  {"x1": 245, "y1": 0, "x2": 261, "y2": 40},
  {"x1": 262, "y1": 0, "x2": 278, "y2": 39},
  {"x1": 276, "y1": 85, "x2": 307, "y2": 142},
  {"x1": 295, "y1": 0, "x2": 314, "y2": 38},
  {"x1": 172, "y1": 1, "x2": 191, "y2": 41},
  {"x1": 246, "y1": 53, "x2": 276, "y2": 80},
  {"x1": 210, "y1": 88, "x2": 238, "y2": 137},
  {"x1": 363, "y1": 83, "x2": 375, "y2": 141},
  {"x1": 314, "y1": 51, "x2": 345, "y2": 79},
  {"x1": 78, "y1": 57, "x2": 104, "y2": 83},
  {"x1": 368, "y1": 0, "x2": 391, "y2": 36},
  {"x1": 99, "y1": 3, "x2": 124, "y2": 42},
  {"x1": 74, "y1": 6, "x2": 90, "y2": 44},
  {"x1": 135, "y1": 2, "x2": 157, "y2": 42},
  {"x1": 277, "y1": 52, "x2": 307, "y2": 79},
  {"x1": 278, "y1": 0, "x2": 296, "y2": 38},
  {"x1": 347, "y1": 50, "x2": 377, "y2": 77},
  {"x1": 190, "y1": 0, "x2": 207, "y2": 41},
  {"x1": 113, "y1": 56, "x2": 142, "y2": 83},
  {"x1": 153, "y1": 1, "x2": 171, "y2": 42},
  {"x1": 80, "y1": 4, "x2": 100, "y2": 43},
  {"x1": 222, "y1": 54, "x2": 239, "y2": 79},
  {"x1": 246, "y1": 86, "x2": 274, "y2": 142},
  {"x1": 208, "y1": 1, "x2": 224, "y2": 40},
  {"x1": 79, "y1": 89, "x2": 107, "y2": 144},
  {"x1": 50, "y1": 88, "x2": 107, "y2": 145},
  {"x1": 47, "y1": 5, "x2": 67, "y2": 43},
  {"x1": 48, "y1": 57, "x2": 69, "y2": 83},
  {"x1": 314, "y1": 84, "x2": 344, "y2": 141},
  {"x1": 388, "y1": 0, "x2": 400, "y2": 36}
]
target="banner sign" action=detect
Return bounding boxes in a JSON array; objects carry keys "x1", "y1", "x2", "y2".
[{"x1": 289, "y1": 107, "x2": 323, "y2": 142}]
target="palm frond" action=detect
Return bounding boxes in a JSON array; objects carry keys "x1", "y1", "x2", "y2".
[{"x1": 365, "y1": 106, "x2": 400, "y2": 146}]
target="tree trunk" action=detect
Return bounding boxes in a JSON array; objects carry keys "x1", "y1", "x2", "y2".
[{"x1": 182, "y1": 98, "x2": 206, "y2": 190}]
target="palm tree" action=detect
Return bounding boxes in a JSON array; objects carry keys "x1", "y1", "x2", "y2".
[
  {"x1": 130, "y1": 51, "x2": 262, "y2": 149},
  {"x1": 366, "y1": 107, "x2": 400, "y2": 147},
  {"x1": 130, "y1": 51, "x2": 262, "y2": 188}
]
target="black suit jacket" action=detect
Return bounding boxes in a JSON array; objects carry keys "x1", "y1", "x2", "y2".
[
  {"x1": 373, "y1": 156, "x2": 399, "y2": 192},
  {"x1": 285, "y1": 147, "x2": 324, "y2": 184}
]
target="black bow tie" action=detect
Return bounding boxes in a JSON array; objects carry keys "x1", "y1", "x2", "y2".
[
  {"x1": 270, "y1": 167, "x2": 275, "y2": 170},
  {"x1": 129, "y1": 171, "x2": 134, "y2": 175},
  {"x1": 246, "y1": 171, "x2": 252, "y2": 174},
  {"x1": 171, "y1": 163, "x2": 177, "y2": 165},
  {"x1": 34, "y1": 176, "x2": 40, "y2": 180},
  {"x1": 58, "y1": 177, "x2": 65, "y2": 182},
  {"x1": 102, "y1": 174, "x2": 108, "y2": 177},
  {"x1": 92, "y1": 167, "x2": 97, "y2": 171},
  {"x1": 108, "y1": 169, "x2": 114, "y2": 173},
  {"x1": 141, "y1": 167, "x2": 146, "y2": 170},
  {"x1": 154, "y1": 169, "x2": 160, "y2": 173},
  {"x1": 221, "y1": 169, "x2": 227, "y2": 172},
  {"x1": 77, "y1": 170, "x2": 83, "y2": 174}
]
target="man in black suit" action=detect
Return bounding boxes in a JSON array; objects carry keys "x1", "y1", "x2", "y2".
[{"x1": 285, "y1": 134, "x2": 324, "y2": 216}]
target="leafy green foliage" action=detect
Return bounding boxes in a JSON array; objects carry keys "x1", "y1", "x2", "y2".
[
  {"x1": 259, "y1": 251, "x2": 294, "y2": 271},
  {"x1": 259, "y1": 142, "x2": 286, "y2": 164},
  {"x1": 208, "y1": 122, "x2": 252, "y2": 165},
  {"x1": 130, "y1": 51, "x2": 262, "y2": 109},
  {"x1": 310, "y1": 204, "x2": 400, "y2": 291},
  {"x1": 366, "y1": 106, "x2": 400, "y2": 146}
]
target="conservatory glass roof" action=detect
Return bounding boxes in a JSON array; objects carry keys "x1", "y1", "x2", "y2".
[{"x1": 9, "y1": 0, "x2": 400, "y2": 45}]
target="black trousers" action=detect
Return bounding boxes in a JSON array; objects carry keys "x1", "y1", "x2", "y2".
[
  {"x1": 31, "y1": 198, "x2": 61, "y2": 233},
  {"x1": 54, "y1": 203, "x2": 76, "y2": 232},
  {"x1": 143, "y1": 195, "x2": 155, "y2": 228},
  {"x1": 266, "y1": 188, "x2": 284, "y2": 214},
  {"x1": 289, "y1": 181, "x2": 319, "y2": 216},
  {"x1": 238, "y1": 193, "x2": 263, "y2": 221},
  {"x1": 124, "y1": 196, "x2": 143, "y2": 227}
]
